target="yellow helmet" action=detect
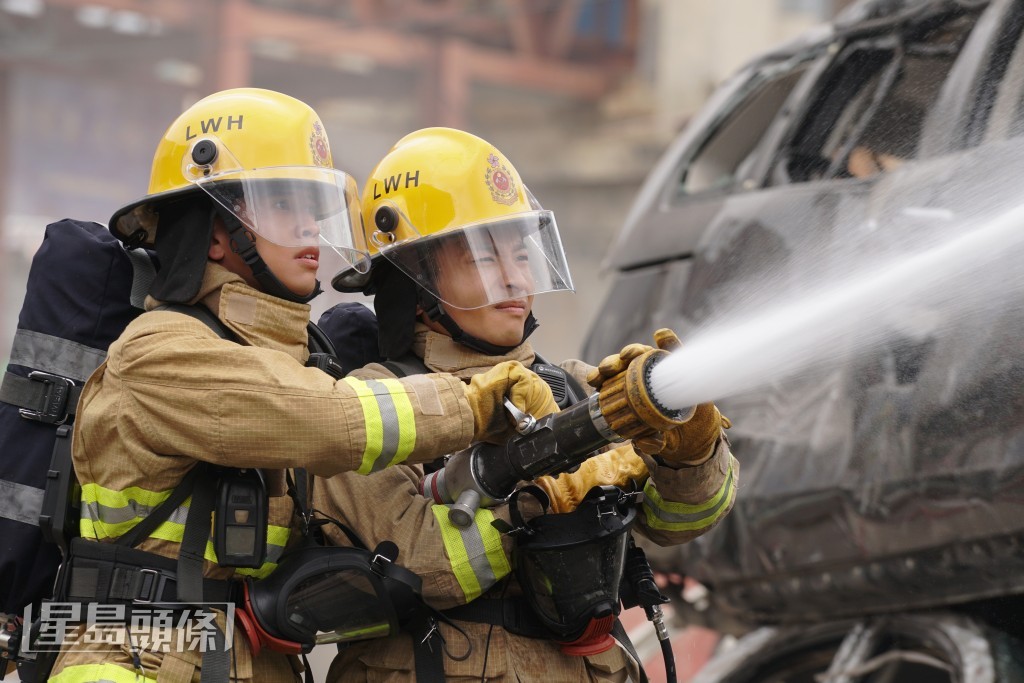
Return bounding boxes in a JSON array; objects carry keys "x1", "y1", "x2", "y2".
[
  {"x1": 110, "y1": 88, "x2": 368, "y2": 273},
  {"x1": 334, "y1": 127, "x2": 573, "y2": 309}
]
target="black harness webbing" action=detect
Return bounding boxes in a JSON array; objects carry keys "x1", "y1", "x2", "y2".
[
  {"x1": 442, "y1": 598, "x2": 549, "y2": 638},
  {"x1": 0, "y1": 372, "x2": 83, "y2": 423}
]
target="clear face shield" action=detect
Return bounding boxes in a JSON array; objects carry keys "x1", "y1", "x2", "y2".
[
  {"x1": 371, "y1": 202, "x2": 574, "y2": 309},
  {"x1": 182, "y1": 135, "x2": 371, "y2": 275}
]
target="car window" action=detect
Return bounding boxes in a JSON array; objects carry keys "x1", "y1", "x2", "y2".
[
  {"x1": 676, "y1": 60, "x2": 810, "y2": 198},
  {"x1": 774, "y1": 10, "x2": 978, "y2": 184}
]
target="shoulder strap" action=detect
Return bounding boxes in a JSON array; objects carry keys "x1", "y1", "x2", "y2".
[
  {"x1": 114, "y1": 464, "x2": 207, "y2": 549},
  {"x1": 306, "y1": 321, "x2": 337, "y2": 356},
  {"x1": 154, "y1": 303, "x2": 238, "y2": 342},
  {"x1": 383, "y1": 353, "x2": 431, "y2": 378}
]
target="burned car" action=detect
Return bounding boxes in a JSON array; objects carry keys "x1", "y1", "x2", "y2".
[{"x1": 584, "y1": 0, "x2": 1024, "y2": 679}]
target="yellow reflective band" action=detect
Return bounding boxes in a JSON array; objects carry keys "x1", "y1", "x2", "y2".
[
  {"x1": 81, "y1": 482, "x2": 173, "y2": 509},
  {"x1": 377, "y1": 377, "x2": 417, "y2": 466},
  {"x1": 50, "y1": 662, "x2": 158, "y2": 683},
  {"x1": 344, "y1": 376, "x2": 418, "y2": 473},
  {"x1": 431, "y1": 505, "x2": 511, "y2": 602},
  {"x1": 643, "y1": 457, "x2": 737, "y2": 532},
  {"x1": 78, "y1": 483, "x2": 288, "y2": 579},
  {"x1": 344, "y1": 377, "x2": 385, "y2": 474}
]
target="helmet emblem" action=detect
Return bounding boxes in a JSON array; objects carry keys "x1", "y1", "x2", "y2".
[
  {"x1": 309, "y1": 121, "x2": 331, "y2": 167},
  {"x1": 485, "y1": 154, "x2": 518, "y2": 206}
]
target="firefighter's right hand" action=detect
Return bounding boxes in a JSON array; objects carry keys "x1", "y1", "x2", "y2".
[{"x1": 464, "y1": 360, "x2": 559, "y2": 443}]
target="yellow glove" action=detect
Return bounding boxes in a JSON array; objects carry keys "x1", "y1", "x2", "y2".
[
  {"x1": 534, "y1": 445, "x2": 648, "y2": 513},
  {"x1": 586, "y1": 342, "x2": 653, "y2": 390},
  {"x1": 634, "y1": 402, "x2": 731, "y2": 467},
  {"x1": 586, "y1": 328, "x2": 686, "y2": 389},
  {"x1": 464, "y1": 360, "x2": 559, "y2": 443}
]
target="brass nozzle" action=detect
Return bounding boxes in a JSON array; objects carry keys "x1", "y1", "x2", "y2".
[{"x1": 597, "y1": 350, "x2": 691, "y2": 439}]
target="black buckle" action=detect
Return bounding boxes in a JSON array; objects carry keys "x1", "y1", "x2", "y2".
[
  {"x1": 19, "y1": 371, "x2": 75, "y2": 425},
  {"x1": 135, "y1": 568, "x2": 169, "y2": 604}
]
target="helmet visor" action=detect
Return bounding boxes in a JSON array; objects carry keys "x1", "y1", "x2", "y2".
[
  {"x1": 377, "y1": 208, "x2": 574, "y2": 310},
  {"x1": 184, "y1": 137, "x2": 370, "y2": 273}
]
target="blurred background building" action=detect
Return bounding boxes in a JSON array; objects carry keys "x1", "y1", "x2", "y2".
[{"x1": 1, "y1": 0, "x2": 849, "y2": 364}]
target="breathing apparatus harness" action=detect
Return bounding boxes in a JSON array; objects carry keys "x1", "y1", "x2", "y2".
[{"x1": 27, "y1": 304, "x2": 431, "y2": 683}]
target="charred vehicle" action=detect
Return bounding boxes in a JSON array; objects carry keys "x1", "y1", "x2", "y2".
[{"x1": 583, "y1": 0, "x2": 1024, "y2": 680}]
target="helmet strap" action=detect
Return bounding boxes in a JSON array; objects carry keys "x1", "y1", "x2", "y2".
[
  {"x1": 217, "y1": 207, "x2": 322, "y2": 304},
  {"x1": 418, "y1": 290, "x2": 539, "y2": 356}
]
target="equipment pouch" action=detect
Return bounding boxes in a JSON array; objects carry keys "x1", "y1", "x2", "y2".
[{"x1": 213, "y1": 468, "x2": 268, "y2": 569}]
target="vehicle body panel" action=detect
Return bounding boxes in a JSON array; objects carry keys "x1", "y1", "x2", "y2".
[{"x1": 584, "y1": 0, "x2": 1024, "y2": 631}]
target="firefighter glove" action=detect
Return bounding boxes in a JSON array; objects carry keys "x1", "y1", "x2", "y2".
[
  {"x1": 633, "y1": 402, "x2": 730, "y2": 467},
  {"x1": 586, "y1": 328, "x2": 684, "y2": 390},
  {"x1": 586, "y1": 343, "x2": 654, "y2": 390},
  {"x1": 534, "y1": 445, "x2": 649, "y2": 513},
  {"x1": 464, "y1": 360, "x2": 559, "y2": 443}
]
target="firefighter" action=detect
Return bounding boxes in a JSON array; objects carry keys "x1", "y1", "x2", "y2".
[
  {"x1": 317, "y1": 127, "x2": 739, "y2": 682},
  {"x1": 47, "y1": 91, "x2": 557, "y2": 683}
]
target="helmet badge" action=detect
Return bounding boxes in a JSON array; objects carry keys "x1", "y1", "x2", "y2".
[
  {"x1": 485, "y1": 152, "x2": 518, "y2": 206},
  {"x1": 309, "y1": 121, "x2": 331, "y2": 167}
]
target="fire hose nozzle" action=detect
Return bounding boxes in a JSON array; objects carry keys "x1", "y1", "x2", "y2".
[
  {"x1": 419, "y1": 348, "x2": 694, "y2": 527},
  {"x1": 596, "y1": 350, "x2": 694, "y2": 440}
]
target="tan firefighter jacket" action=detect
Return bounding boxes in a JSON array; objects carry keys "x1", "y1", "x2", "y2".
[
  {"x1": 316, "y1": 326, "x2": 739, "y2": 683},
  {"x1": 50, "y1": 264, "x2": 479, "y2": 683}
]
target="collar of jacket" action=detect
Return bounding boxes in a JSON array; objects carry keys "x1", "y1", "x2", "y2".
[
  {"x1": 412, "y1": 323, "x2": 535, "y2": 381},
  {"x1": 146, "y1": 262, "x2": 313, "y2": 364}
]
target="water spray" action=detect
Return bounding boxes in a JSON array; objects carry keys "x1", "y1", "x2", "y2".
[{"x1": 649, "y1": 201, "x2": 1024, "y2": 412}]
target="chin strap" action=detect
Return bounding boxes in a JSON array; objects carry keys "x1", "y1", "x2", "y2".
[
  {"x1": 418, "y1": 290, "x2": 538, "y2": 356},
  {"x1": 217, "y1": 207, "x2": 322, "y2": 304}
]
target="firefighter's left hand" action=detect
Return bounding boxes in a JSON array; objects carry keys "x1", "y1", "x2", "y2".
[
  {"x1": 586, "y1": 328, "x2": 685, "y2": 390},
  {"x1": 534, "y1": 444, "x2": 648, "y2": 513},
  {"x1": 586, "y1": 343, "x2": 653, "y2": 390},
  {"x1": 633, "y1": 402, "x2": 731, "y2": 467}
]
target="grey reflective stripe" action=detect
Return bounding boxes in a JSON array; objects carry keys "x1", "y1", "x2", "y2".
[
  {"x1": 9, "y1": 329, "x2": 106, "y2": 383},
  {"x1": 457, "y1": 520, "x2": 499, "y2": 591},
  {"x1": 366, "y1": 379, "x2": 402, "y2": 473},
  {"x1": 81, "y1": 500, "x2": 190, "y2": 528},
  {"x1": 0, "y1": 479, "x2": 45, "y2": 526},
  {"x1": 265, "y1": 542, "x2": 285, "y2": 563},
  {"x1": 125, "y1": 247, "x2": 156, "y2": 309},
  {"x1": 644, "y1": 466, "x2": 735, "y2": 526}
]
